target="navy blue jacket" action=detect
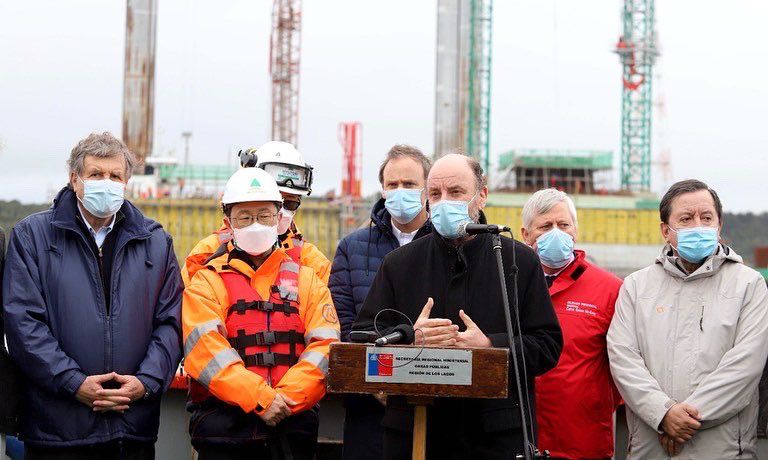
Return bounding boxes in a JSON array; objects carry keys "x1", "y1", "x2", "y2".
[
  {"x1": 329, "y1": 199, "x2": 432, "y2": 342},
  {"x1": 2, "y1": 187, "x2": 182, "y2": 447}
]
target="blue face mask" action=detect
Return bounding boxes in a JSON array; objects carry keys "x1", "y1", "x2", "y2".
[
  {"x1": 535, "y1": 228, "x2": 575, "y2": 269},
  {"x1": 430, "y1": 194, "x2": 476, "y2": 240},
  {"x1": 384, "y1": 188, "x2": 424, "y2": 224},
  {"x1": 78, "y1": 177, "x2": 125, "y2": 218},
  {"x1": 672, "y1": 226, "x2": 719, "y2": 263}
]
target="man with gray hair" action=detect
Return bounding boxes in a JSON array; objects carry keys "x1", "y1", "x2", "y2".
[
  {"x1": 520, "y1": 188, "x2": 622, "y2": 459},
  {"x1": 2, "y1": 132, "x2": 182, "y2": 459}
]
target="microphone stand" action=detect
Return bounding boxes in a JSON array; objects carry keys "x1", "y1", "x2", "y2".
[{"x1": 491, "y1": 233, "x2": 547, "y2": 460}]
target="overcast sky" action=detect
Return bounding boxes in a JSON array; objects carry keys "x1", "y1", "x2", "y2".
[{"x1": 1, "y1": 1, "x2": 766, "y2": 212}]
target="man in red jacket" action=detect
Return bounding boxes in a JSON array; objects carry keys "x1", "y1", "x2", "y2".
[{"x1": 521, "y1": 188, "x2": 622, "y2": 459}]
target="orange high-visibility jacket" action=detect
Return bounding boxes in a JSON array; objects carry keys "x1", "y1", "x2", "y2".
[
  {"x1": 182, "y1": 244, "x2": 340, "y2": 415},
  {"x1": 181, "y1": 223, "x2": 331, "y2": 286}
]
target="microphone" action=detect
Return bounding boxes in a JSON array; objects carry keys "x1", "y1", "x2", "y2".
[
  {"x1": 349, "y1": 330, "x2": 379, "y2": 344},
  {"x1": 374, "y1": 324, "x2": 415, "y2": 347},
  {"x1": 460, "y1": 223, "x2": 511, "y2": 237}
]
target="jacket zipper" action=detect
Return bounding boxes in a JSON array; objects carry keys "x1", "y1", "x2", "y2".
[{"x1": 98, "y1": 245, "x2": 113, "y2": 373}]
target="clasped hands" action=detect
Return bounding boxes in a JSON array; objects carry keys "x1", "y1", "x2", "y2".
[
  {"x1": 76, "y1": 372, "x2": 146, "y2": 413},
  {"x1": 412, "y1": 297, "x2": 491, "y2": 348},
  {"x1": 658, "y1": 402, "x2": 701, "y2": 456}
]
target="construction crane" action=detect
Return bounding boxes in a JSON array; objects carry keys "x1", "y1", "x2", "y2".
[
  {"x1": 338, "y1": 122, "x2": 362, "y2": 199},
  {"x1": 615, "y1": 0, "x2": 658, "y2": 192},
  {"x1": 434, "y1": 0, "x2": 493, "y2": 173},
  {"x1": 122, "y1": 0, "x2": 157, "y2": 174},
  {"x1": 270, "y1": 0, "x2": 302, "y2": 146},
  {"x1": 338, "y1": 121, "x2": 362, "y2": 235}
]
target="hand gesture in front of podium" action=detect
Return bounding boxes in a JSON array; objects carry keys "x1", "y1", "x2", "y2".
[
  {"x1": 455, "y1": 310, "x2": 491, "y2": 348},
  {"x1": 413, "y1": 297, "x2": 459, "y2": 347}
]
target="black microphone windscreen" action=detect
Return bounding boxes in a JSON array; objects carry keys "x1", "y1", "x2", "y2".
[{"x1": 393, "y1": 323, "x2": 416, "y2": 344}]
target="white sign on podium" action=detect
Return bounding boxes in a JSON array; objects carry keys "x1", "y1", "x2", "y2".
[{"x1": 364, "y1": 346, "x2": 473, "y2": 385}]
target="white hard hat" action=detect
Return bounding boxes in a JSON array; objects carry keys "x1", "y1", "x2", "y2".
[
  {"x1": 254, "y1": 141, "x2": 314, "y2": 196},
  {"x1": 221, "y1": 168, "x2": 283, "y2": 206}
]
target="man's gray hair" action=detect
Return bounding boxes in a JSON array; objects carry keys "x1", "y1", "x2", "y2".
[
  {"x1": 67, "y1": 132, "x2": 136, "y2": 179},
  {"x1": 522, "y1": 188, "x2": 578, "y2": 230}
]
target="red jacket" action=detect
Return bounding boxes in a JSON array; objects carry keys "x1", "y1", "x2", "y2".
[{"x1": 535, "y1": 250, "x2": 622, "y2": 459}]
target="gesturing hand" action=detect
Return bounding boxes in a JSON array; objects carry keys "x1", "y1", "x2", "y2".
[
  {"x1": 454, "y1": 310, "x2": 491, "y2": 348},
  {"x1": 661, "y1": 403, "x2": 701, "y2": 443},
  {"x1": 258, "y1": 393, "x2": 298, "y2": 427},
  {"x1": 413, "y1": 297, "x2": 459, "y2": 347},
  {"x1": 76, "y1": 372, "x2": 117, "y2": 408},
  {"x1": 93, "y1": 374, "x2": 146, "y2": 413}
]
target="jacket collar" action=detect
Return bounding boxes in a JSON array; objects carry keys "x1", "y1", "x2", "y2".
[
  {"x1": 50, "y1": 186, "x2": 152, "y2": 241},
  {"x1": 370, "y1": 198, "x2": 392, "y2": 233},
  {"x1": 206, "y1": 241, "x2": 288, "y2": 280},
  {"x1": 548, "y1": 250, "x2": 589, "y2": 297},
  {"x1": 655, "y1": 243, "x2": 742, "y2": 280}
]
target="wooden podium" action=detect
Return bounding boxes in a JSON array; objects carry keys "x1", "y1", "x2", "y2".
[{"x1": 327, "y1": 342, "x2": 509, "y2": 460}]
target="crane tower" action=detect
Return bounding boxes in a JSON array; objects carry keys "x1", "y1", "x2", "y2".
[
  {"x1": 270, "y1": 0, "x2": 302, "y2": 146},
  {"x1": 616, "y1": 0, "x2": 658, "y2": 192}
]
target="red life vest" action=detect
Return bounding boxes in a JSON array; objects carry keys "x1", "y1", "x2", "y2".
[{"x1": 188, "y1": 257, "x2": 305, "y2": 403}]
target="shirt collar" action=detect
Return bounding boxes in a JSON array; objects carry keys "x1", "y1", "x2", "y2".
[
  {"x1": 391, "y1": 221, "x2": 417, "y2": 240},
  {"x1": 77, "y1": 203, "x2": 116, "y2": 236}
]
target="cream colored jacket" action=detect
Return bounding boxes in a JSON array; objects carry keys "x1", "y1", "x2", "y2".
[{"x1": 608, "y1": 245, "x2": 768, "y2": 459}]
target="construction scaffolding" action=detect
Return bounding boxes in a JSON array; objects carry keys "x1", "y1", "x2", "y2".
[
  {"x1": 496, "y1": 149, "x2": 614, "y2": 194},
  {"x1": 434, "y1": 0, "x2": 493, "y2": 172}
]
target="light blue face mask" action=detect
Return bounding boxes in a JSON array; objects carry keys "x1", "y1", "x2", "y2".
[
  {"x1": 78, "y1": 177, "x2": 125, "y2": 218},
  {"x1": 535, "y1": 228, "x2": 575, "y2": 269},
  {"x1": 671, "y1": 226, "x2": 718, "y2": 263},
  {"x1": 384, "y1": 188, "x2": 424, "y2": 224},
  {"x1": 430, "y1": 194, "x2": 476, "y2": 239}
]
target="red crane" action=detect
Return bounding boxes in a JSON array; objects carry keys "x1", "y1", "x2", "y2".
[
  {"x1": 270, "y1": 0, "x2": 302, "y2": 145},
  {"x1": 338, "y1": 122, "x2": 362, "y2": 198}
]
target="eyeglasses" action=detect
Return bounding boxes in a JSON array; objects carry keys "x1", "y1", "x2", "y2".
[{"x1": 231, "y1": 212, "x2": 278, "y2": 228}]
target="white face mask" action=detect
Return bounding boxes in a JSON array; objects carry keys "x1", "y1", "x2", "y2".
[
  {"x1": 277, "y1": 209, "x2": 295, "y2": 235},
  {"x1": 232, "y1": 221, "x2": 278, "y2": 256}
]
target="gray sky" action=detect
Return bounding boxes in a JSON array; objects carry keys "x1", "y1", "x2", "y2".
[{"x1": 1, "y1": 1, "x2": 766, "y2": 212}]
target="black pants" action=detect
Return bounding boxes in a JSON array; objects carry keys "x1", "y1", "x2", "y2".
[
  {"x1": 196, "y1": 435, "x2": 315, "y2": 460},
  {"x1": 25, "y1": 440, "x2": 154, "y2": 460}
]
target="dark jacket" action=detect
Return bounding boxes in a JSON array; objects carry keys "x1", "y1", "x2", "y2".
[
  {"x1": 1, "y1": 187, "x2": 183, "y2": 447},
  {"x1": 353, "y1": 230, "x2": 563, "y2": 459},
  {"x1": 329, "y1": 199, "x2": 431, "y2": 460},
  {"x1": 0, "y1": 228, "x2": 22, "y2": 435},
  {"x1": 330, "y1": 198, "x2": 432, "y2": 342}
]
